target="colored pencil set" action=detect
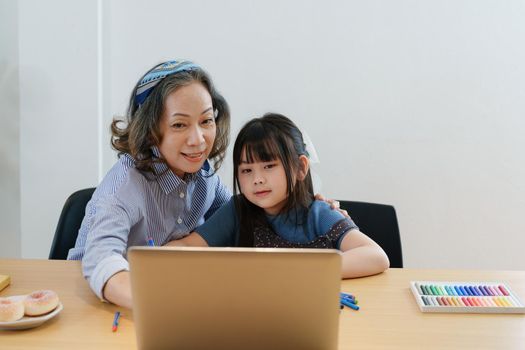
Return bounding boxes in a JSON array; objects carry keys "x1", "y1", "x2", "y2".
[{"x1": 410, "y1": 281, "x2": 525, "y2": 314}]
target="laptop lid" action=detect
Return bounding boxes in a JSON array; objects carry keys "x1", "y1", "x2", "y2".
[{"x1": 128, "y1": 246, "x2": 341, "y2": 350}]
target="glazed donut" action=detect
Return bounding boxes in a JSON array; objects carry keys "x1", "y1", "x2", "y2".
[
  {"x1": 24, "y1": 290, "x2": 59, "y2": 316},
  {"x1": 0, "y1": 297, "x2": 25, "y2": 322}
]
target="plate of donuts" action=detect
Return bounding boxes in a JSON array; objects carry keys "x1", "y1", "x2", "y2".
[{"x1": 0, "y1": 290, "x2": 63, "y2": 330}]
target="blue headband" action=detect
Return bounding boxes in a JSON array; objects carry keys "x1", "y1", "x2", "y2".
[{"x1": 134, "y1": 60, "x2": 200, "y2": 106}]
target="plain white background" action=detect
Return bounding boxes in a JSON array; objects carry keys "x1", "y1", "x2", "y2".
[{"x1": 1, "y1": 0, "x2": 524, "y2": 270}]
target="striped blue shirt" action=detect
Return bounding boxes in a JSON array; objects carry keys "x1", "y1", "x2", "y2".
[{"x1": 67, "y1": 149, "x2": 231, "y2": 300}]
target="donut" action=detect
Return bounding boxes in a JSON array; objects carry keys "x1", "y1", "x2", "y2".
[
  {"x1": 24, "y1": 290, "x2": 59, "y2": 316},
  {"x1": 0, "y1": 297, "x2": 25, "y2": 322}
]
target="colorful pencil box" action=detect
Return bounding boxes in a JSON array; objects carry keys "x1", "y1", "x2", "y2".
[{"x1": 410, "y1": 281, "x2": 525, "y2": 314}]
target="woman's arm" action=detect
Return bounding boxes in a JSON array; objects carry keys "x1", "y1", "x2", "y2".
[
  {"x1": 81, "y1": 195, "x2": 135, "y2": 308},
  {"x1": 104, "y1": 231, "x2": 208, "y2": 307},
  {"x1": 339, "y1": 229, "x2": 390, "y2": 278},
  {"x1": 103, "y1": 271, "x2": 133, "y2": 309}
]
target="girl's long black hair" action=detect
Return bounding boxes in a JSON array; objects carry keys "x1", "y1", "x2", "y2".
[{"x1": 233, "y1": 113, "x2": 314, "y2": 246}]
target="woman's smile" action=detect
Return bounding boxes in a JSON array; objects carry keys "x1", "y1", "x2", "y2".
[{"x1": 181, "y1": 151, "x2": 205, "y2": 162}]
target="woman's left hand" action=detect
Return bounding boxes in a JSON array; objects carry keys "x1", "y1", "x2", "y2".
[{"x1": 314, "y1": 194, "x2": 350, "y2": 218}]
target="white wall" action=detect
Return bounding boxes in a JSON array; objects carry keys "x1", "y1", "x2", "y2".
[
  {"x1": 18, "y1": 0, "x2": 99, "y2": 257},
  {"x1": 6, "y1": 0, "x2": 525, "y2": 270},
  {"x1": 0, "y1": 0, "x2": 21, "y2": 257}
]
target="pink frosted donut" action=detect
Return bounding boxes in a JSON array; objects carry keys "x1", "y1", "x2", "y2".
[
  {"x1": 0, "y1": 297, "x2": 25, "y2": 322},
  {"x1": 24, "y1": 290, "x2": 59, "y2": 316}
]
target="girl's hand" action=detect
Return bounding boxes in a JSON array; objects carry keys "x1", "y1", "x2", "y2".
[
  {"x1": 164, "y1": 232, "x2": 209, "y2": 247},
  {"x1": 314, "y1": 194, "x2": 350, "y2": 218}
]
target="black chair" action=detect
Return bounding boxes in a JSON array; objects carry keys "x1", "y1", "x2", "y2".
[
  {"x1": 338, "y1": 200, "x2": 403, "y2": 268},
  {"x1": 49, "y1": 188, "x2": 96, "y2": 260}
]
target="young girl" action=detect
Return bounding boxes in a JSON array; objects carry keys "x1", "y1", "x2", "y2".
[{"x1": 171, "y1": 113, "x2": 390, "y2": 278}]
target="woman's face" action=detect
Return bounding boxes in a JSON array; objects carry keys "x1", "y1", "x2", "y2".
[{"x1": 158, "y1": 81, "x2": 216, "y2": 178}]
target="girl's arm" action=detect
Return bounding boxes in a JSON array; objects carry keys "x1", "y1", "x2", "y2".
[
  {"x1": 339, "y1": 230, "x2": 390, "y2": 278},
  {"x1": 165, "y1": 232, "x2": 209, "y2": 247},
  {"x1": 165, "y1": 197, "x2": 238, "y2": 248},
  {"x1": 204, "y1": 176, "x2": 233, "y2": 220}
]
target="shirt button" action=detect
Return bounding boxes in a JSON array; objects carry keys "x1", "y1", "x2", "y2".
[
  {"x1": 179, "y1": 192, "x2": 185, "y2": 198},
  {"x1": 177, "y1": 217, "x2": 182, "y2": 224}
]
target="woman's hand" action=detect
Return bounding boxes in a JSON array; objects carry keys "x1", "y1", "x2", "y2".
[{"x1": 314, "y1": 194, "x2": 350, "y2": 218}]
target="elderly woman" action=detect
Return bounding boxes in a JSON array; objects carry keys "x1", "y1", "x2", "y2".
[{"x1": 68, "y1": 60, "x2": 231, "y2": 308}]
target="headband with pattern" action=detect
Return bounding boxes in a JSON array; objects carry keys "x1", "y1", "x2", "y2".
[{"x1": 134, "y1": 60, "x2": 200, "y2": 106}]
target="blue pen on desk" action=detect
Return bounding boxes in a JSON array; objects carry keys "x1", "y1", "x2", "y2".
[
  {"x1": 340, "y1": 293, "x2": 358, "y2": 305},
  {"x1": 340, "y1": 292, "x2": 355, "y2": 300},
  {"x1": 112, "y1": 311, "x2": 121, "y2": 332},
  {"x1": 340, "y1": 292, "x2": 359, "y2": 310},
  {"x1": 147, "y1": 237, "x2": 155, "y2": 247},
  {"x1": 341, "y1": 298, "x2": 360, "y2": 311}
]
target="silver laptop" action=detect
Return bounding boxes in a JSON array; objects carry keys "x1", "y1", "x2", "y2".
[{"x1": 128, "y1": 246, "x2": 342, "y2": 350}]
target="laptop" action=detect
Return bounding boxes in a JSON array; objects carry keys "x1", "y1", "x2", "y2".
[{"x1": 128, "y1": 246, "x2": 342, "y2": 350}]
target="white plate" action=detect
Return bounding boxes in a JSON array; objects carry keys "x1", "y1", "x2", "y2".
[{"x1": 0, "y1": 302, "x2": 63, "y2": 330}]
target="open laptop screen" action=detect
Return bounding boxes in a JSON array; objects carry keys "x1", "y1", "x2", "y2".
[{"x1": 129, "y1": 246, "x2": 341, "y2": 350}]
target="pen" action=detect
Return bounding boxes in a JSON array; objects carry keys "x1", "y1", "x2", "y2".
[
  {"x1": 340, "y1": 292, "x2": 355, "y2": 301},
  {"x1": 340, "y1": 297, "x2": 358, "y2": 306},
  {"x1": 112, "y1": 311, "x2": 121, "y2": 332},
  {"x1": 340, "y1": 294, "x2": 357, "y2": 305},
  {"x1": 341, "y1": 298, "x2": 360, "y2": 311}
]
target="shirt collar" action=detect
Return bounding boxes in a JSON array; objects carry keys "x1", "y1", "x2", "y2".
[
  {"x1": 150, "y1": 146, "x2": 207, "y2": 194},
  {"x1": 266, "y1": 205, "x2": 308, "y2": 226}
]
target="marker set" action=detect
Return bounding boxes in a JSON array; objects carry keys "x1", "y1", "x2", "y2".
[
  {"x1": 410, "y1": 281, "x2": 525, "y2": 313},
  {"x1": 340, "y1": 292, "x2": 359, "y2": 311}
]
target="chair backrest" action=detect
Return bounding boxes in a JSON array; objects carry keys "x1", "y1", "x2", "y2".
[
  {"x1": 49, "y1": 188, "x2": 96, "y2": 260},
  {"x1": 338, "y1": 200, "x2": 403, "y2": 268}
]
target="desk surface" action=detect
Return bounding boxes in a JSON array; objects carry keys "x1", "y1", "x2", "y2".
[{"x1": 0, "y1": 259, "x2": 524, "y2": 349}]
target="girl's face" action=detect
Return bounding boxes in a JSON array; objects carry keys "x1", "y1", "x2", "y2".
[
  {"x1": 237, "y1": 152, "x2": 289, "y2": 215},
  {"x1": 158, "y1": 82, "x2": 216, "y2": 178}
]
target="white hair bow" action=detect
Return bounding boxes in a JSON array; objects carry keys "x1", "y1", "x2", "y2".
[{"x1": 302, "y1": 132, "x2": 320, "y2": 164}]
